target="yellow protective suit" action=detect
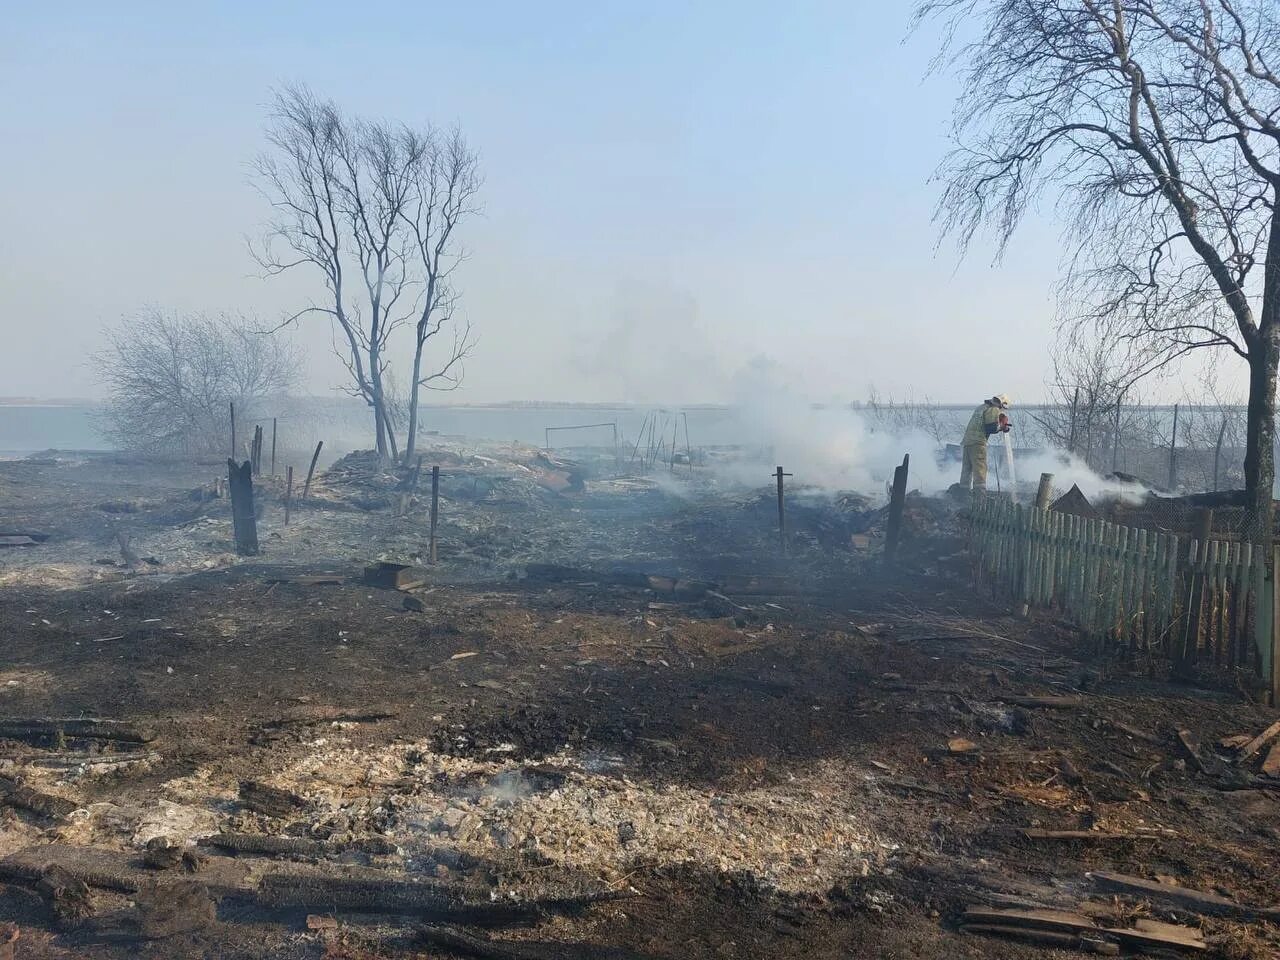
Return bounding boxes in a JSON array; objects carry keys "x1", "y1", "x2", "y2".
[{"x1": 960, "y1": 401, "x2": 1003, "y2": 490}]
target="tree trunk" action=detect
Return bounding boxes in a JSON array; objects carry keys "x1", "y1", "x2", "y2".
[
  {"x1": 403, "y1": 335, "x2": 426, "y2": 463},
  {"x1": 1243, "y1": 336, "x2": 1278, "y2": 544},
  {"x1": 371, "y1": 383, "x2": 388, "y2": 459}
]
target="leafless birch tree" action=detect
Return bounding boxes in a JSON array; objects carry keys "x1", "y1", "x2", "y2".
[
  {"x1": 251, "y1": 86, "x2": 478, "y2": 461},
  {"x1": 401, "y1": 126, "x2": 481, "y2": 461},
  {"x1": 917, "y1": 0, "x2": 1280, "y2": 541}
]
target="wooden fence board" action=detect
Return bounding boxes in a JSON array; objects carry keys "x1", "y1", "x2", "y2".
[{"x1": 970, "y1": 496, "x2": 1275, "y2": 703}]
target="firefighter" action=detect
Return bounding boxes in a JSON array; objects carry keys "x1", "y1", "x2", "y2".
[{"x1": 959, "y1": 394, "x2": 1011, "y2": 490}]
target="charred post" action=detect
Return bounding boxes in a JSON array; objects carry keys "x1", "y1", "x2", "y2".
[
  {"x1": 429, "y1": 465, "x2": 440, "y2": 564},
  {"x1": 284, "y1": 465, "x2": 294, "y2": 526},
  {"x1": 774, "y1": 466, "x2": 792, "y2": 556},
  {"x1": 251, "y1": 425, "x2": 263, "y2": 476},
  {"x1": 226, "y1": 459, "x2": 259, "y2": 556},
  {"x1": 303, "y1": 441, "x2": 323, "y2": 498},
  {"x1": 884, "y1": 454, "x2": 909, "y2": 567}
]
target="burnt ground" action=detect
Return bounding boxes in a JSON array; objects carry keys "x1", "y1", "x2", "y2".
[{"x1": 0, "y1": 449, "x2": 1278, "y2": 959}]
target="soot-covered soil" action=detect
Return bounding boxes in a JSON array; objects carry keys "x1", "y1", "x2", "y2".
[{"x1": 0, "y1": 450, "x2": 1277, "y2": 958}]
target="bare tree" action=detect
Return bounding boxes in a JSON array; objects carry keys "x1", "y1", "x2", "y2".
[
  {"x1": 251, "y1": 85, "x2": 427, "y2": 460},
  {"x1": 864, "y1": 389, "x2": 964, "y2": 444},
  {"x1": 1175, "y1": 385, "x2": 1248, "y2": 490},
  {"x1": 917, "y1": 0, "x2": 1280, "y2": 541},
  {"x1": 96, "y1": 308, "x2": 298, "y2": 455},
  {"x1": 401, "y1": 126, "x2": 481, "y2": 462},
  {"x1": 1031, "y1": 333, "x2": 1137, "y2": 470}
]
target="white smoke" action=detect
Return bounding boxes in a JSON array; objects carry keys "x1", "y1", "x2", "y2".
[
  {"x1": 717, "y1": 357, "x2": 954, "y2": 499},
  {"x1": 1015, "y1": 448, "x2": 1149, "y2": 504},
  {"x1": 715, "y1": 357, "x2": 1152, "y2": 504}
]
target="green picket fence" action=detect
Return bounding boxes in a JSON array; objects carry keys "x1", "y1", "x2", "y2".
[{"x1": 970, "y1": 496, "x2": 1280, "y2": 703}]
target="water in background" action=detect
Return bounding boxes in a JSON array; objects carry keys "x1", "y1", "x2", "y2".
[
  {"x1": 0, "y1": 404, "x2": 107, "y2": 453},
  {"x1": 0, "y1": 401, "x2": 755, "y2": 455},
  {"x1": 0, "y1": 398, "x2": 1184, "y2": 458}
]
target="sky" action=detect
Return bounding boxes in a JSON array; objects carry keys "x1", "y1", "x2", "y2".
[{"x1": 1, "y1": 1, "x2": 1087, "y2": 406}]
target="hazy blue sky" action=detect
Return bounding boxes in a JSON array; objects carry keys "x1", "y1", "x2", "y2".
[{"x1": 2, "y1": 1, "x2": 1076, "y2": 405}]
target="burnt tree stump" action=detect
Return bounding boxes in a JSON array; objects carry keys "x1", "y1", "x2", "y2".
[{"x1": 227, "y1": 459, "x2": 259, "y2": 556}]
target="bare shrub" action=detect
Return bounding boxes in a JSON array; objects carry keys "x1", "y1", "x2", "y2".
[{"x1": 96, "y1": 308, "x2": 299, "y2": 456}]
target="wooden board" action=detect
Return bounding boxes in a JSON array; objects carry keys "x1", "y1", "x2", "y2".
[
  {"x1": 1090, "y1": 871, "x2": 1280, "y2": 922},
  {"x1": 1020, "y1": 829, "x2": 1138, "y2": 842},
  {"x1": 1238, "y1": 719, "x2": 1280, "y2": 760},
  {"x1": 964, "y1": 905, "x2": 1205, "y2": 952},
  {"x1": 963, "y1": 906, "x2": 1097, "y2": 932},
  {"x1": 1262, "y1": 740, "x2": 1280, "y2": 778}
]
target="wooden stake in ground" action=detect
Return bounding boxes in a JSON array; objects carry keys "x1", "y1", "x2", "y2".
[
  {"x1": 270, "y1": 417, "x2": 277, "y2": 477},
  {"x1": 284, "y1": 466, "x2": 294, "y2": 527},
  {"x1": 226, "y1": 459, "x2": 259, "y2": 556},
  {"x1": 251, "y1": 425, "x2": 264, "y2": 476},
  {"x1": 683, "y1": 411, "x2": 693, "y2": 478},
  {"x1": 429, "y1": 465, "x2": 440, "y2": 564},
  {"x1": 775, "y1": 466, "x2": 792, "y2": 556},
  {"x1": 884, "y1": 454, "x2": 910, "y2": 567},
  {"x1": 229, "y1": 401, "x2": 236, "y2": 459},
  {"x1": 302, "y1": 441, "x2": 323, "y2": 498}
]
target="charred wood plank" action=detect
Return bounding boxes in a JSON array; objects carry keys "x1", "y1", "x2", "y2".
[
  {"x1": 256, "y1": 873, "x2": 517, "y2": 921},
  {"x1": 1020, "y1": 829, "x2": 1142, "y2": 842},
  {"x1": 1089, "y1": 871, "x2": 1280, "y2": 922},
  {"x1": 258, "y1": 873, "x2": 621, "y2": 922},
  {"x1": 0, "y1": 717, "x2": 155, "y2": 744},
  {"x1": 0, "y1": 775, "x2": 77, "y2": 819},
  {"x1": 238, "y1": 780, "x2": 308, "y2": 818},
  {"x1": 961, "y1": 924, "x2": 1119, "y2": 954},
  {"x1": 418, "y1": 924, "x2": 658, "y2": 960},
  {"x1": 0, "y1": 844, "x2": 248, "y2": 901},
  {"x1": 0, "y1": 854, "x2": 139, "y2": 894},
  {"x1": 200, "y1": 833, "x2": 397, "y2": 858}
]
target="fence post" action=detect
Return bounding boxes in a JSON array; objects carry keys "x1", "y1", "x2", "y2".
[
  {"x1": 776, "y1": 466, "x2": 791, "y2": 557},
  {"x1": 1181, "y1": 508, "x2": 1213, "y2": 676},
  {"x1": 303, "y1": 441, "x2": 324, "y2": 498},
  {"x1": 1035, "y1": 473, "x2": 1054, "y2": 510},
  {"x1": 1112, "y1": 399, "x2": 1122, "y2": 473},
  {"x1": 884, "y1": 455, "x2": 910, "y2": 567},
  {"x1": 1068, "y1": 387, "x2": 1079, "y2": 455},
  {"x1": 1271, "y1": 547, "x2": 1280, "y2": 706},
  {"x1": 1168, "y1": 402, "x2": 1180, "y2": 491}
]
